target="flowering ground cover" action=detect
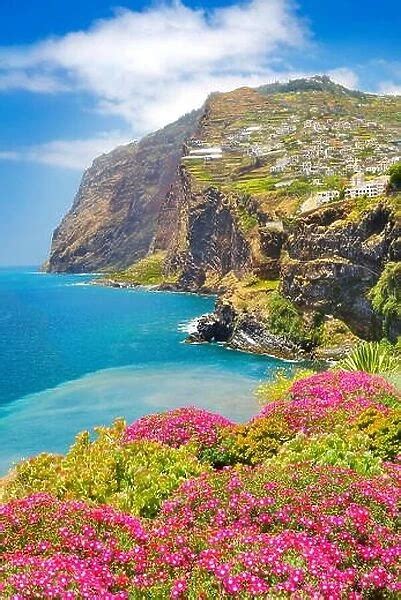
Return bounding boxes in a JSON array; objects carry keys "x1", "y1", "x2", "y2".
[
  {"x1": 123, "y1": 406, "x2": 233, "y2": 450},
  {"x1": 1, "y1": 371, "x2": 400, "y2": 599},
  {"x1": 255, "y1": 370, "x2": 395, "y2": 432}
]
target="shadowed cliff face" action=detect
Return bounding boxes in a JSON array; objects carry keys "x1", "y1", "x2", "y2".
[
  {"x1": 47, "y1": 111, "x2": 200, "y2": 273},
  {"x1": 158, "y1": 168, "x2": 253, "y2": 290},
  {"x1": 281, "y1": 204, "x2": 401, "y2": 339}
]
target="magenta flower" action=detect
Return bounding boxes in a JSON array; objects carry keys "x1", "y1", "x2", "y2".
[{"x1": 123, "y1": 406, "x2": 233, "y2": 448}]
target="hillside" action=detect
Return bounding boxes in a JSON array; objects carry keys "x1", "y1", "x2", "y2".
[{"x1": 47, "y1": 77, "x2": 401, "y2": 358}]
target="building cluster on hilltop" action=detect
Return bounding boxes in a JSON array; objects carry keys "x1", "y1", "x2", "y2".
[{"x1": 182, "y1": 97, "x2": 401, "y2": 212}]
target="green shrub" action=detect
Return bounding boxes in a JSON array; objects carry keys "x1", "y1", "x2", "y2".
[
  {"x1": 389, "y1": 161, "x2": 401, "y2": 189},
  {"x1": 352, "y1": 407, "x2": 401, "y2": 461},
  {"x1": 233, "y1": 415, "x2": 295, "y2": 465},
  {"x1": 369, "y1": 262, "x2": 401, "y2": 336},
  {"x1": 199, "y1": 426, "x2": 246, "y2": 468},
  {"x1": 266, "y1": 292, "x2": 311, "y2": 346},
  {"x1": 270, "y1": 430, "x2": 383, "y2": 476},
  {"x1": 4, "y1": 420, "x2": 207, "y2": 517},
  {"x1": 337, "y1": 340, "x2": 400, "y2": 374}
]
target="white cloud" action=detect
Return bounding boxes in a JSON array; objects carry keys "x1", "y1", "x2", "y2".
[
  {"x1": 327, "y1": 67, "x2": 359, "y2": 90},
  {"x1": 0, "y1": 132, "x2": 131, "y2": 170},
  {"x1": 0, "y1": 71, "x2": 68, "y2": 93},
  {"x1": 377, "y1": 81, "x2": 401, "y2": 95},
  {"x1": 0, "y1": 0, "x2": 308, "y2": 133}
]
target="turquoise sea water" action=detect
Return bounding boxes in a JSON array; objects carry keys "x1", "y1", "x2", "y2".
[{"x1": 0, "y1": 268, "x2": 290, "y2": 474}]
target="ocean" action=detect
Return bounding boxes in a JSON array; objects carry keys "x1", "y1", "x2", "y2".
[{"x1": 0, "y1": 268, "x2": 291, "y2": 474}]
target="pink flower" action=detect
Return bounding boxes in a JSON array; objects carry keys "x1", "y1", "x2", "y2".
[{"x1": 124, "y1": 407, "x2": 233, "y2": 449}]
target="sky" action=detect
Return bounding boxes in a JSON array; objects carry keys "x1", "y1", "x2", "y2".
[{"x1": 1, "y1": 0, "x2": 401, "y2": 265}]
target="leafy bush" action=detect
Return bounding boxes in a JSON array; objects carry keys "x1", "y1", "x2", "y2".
[
  {"x1": 389, "y1": 161, "x2": 401, "y2": 189},
  {"x1": 369, "y1": 262, "x2": 401, "y2": 336},
  {"x1": 232, "y1": 414, "x2": 294, "y2": 465},
  {"x1": 266, "y1": 292, "x2": 311, "y2": 346},
  {"x1": 5, "y1": 420, "x2": 207, "y2": 517},
  {"x1": 338, "y1": 340, "x2": 400, "y2": 374},
  {"x1": 270, "y1": 430, "x2": 383, "y2": 475},
  {"x1": 353, "y1": 406, "x2": 401, "y2": 461},
  {"x1": 123, "y1": 406, "x2": 233, "y2": 451}
]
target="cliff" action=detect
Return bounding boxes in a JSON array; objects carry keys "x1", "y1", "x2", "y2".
[{"x1": 47, "y1": 111, "x2": 200, "y2": 272}]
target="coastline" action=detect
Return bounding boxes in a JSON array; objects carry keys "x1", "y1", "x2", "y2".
[{"x1": 91, "y1": 276, "x2": 329, "y2": 364}]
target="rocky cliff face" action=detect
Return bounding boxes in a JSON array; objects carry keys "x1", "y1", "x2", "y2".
[
  {"x1": 157, "y1": 168, "x2": 253, "y2": 290},
  {"x1": 47, "y1": 111, "x2": 200, "y2": 273},
  {"x1": 281, "y1": 203, "x2": 400, "y2": 339}
]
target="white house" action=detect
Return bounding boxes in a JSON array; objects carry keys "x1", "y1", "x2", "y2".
[
  {"x1": 345, "y1": 176, "x2": 389, "y2": 199},
  {"x1": 315, "y1": 190, "x2": 341, "y2": 204},
  {"x1": 183, "y1": 146, "x2": 223, "y2": 160}
]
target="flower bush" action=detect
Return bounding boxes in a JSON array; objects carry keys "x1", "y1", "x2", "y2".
[
  {"x1": 2, "y1": 463, "x2": 400, "y2": 599},
  {"x1": 137, "y1": 463, "x2": 401, "y2": 598},
  {"x1": 1, "y1": 370, "x2": 400, "y2": 599},
  {"x1": 123, "y1": 407, "x2": 233, "y2": 450},
  {"x1": 255, "y1": 368, "x2": 314, "y2": 404},
  {"x1": 5, "y1": 420, "x2": 207, "y2": 517},
  {"x1": 0, "y1": 493, "x2": 146, "y2": 599},
  {"x1": 255, "y1": 370, "x2": 398, "y2": 434}
]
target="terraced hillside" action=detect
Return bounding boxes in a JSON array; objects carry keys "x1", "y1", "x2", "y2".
[{"x1": 181, "y1": 77, "x2": 401, "y2": 216}]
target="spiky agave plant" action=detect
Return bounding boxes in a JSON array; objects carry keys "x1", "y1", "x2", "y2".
[{"x1": 338, "y1": 341, "x2": 400, "y2": 374}]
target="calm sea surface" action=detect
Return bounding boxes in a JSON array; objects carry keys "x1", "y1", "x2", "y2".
[{"x1": 0, "y1": 268, "x2": 291, "y2": 474}]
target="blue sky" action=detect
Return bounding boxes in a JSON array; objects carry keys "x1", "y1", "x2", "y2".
[{"x1": 1, "y1": 0, "x2": 401, "y2": 265}]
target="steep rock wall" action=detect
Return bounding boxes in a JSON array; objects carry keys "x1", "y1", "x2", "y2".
[
  {"x1": 281, "y1": 204, "x2": 400, "y2": 339},
  {"x1": 47, "y1": 111, "x2": 200, "y2": 273}
]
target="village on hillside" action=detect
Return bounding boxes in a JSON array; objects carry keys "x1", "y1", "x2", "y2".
[{"x1": 182, "y1": 93, "x2": 401, "y2": 213}]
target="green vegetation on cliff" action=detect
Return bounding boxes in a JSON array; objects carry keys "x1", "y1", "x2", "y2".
[
  {"x1": 106, "y1": 252, "x2": 179, "y2": 286},
  {"x1": 265, "y1": 292, "x2": 314, "y2": 346},
  {"x1": 369, "y1": 262, "x2": 401, "y2": 336}
]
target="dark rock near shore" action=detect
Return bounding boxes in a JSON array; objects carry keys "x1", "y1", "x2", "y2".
[{"x1": 187, "y1": 301, "x2": 306, "y2": 360}]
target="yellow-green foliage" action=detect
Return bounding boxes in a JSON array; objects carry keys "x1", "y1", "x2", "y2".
[
  {"x1": 338, "y1": 340, "x2": 400, "y2": 374},
  {"x1": 255, "y1": 368, "x2": 315, "y2": 405},
  {"x1": 233, "y1": 415, "x2": 294, "y2": 465},
  {"x1": 319, "y1": 318, "x2": 359, "y2": 349},
  {"x1": 265, "y1": 292, "x2": 314, "y2": 346},
  {"x1": 108, "y1": 252, "x2": 178, "y2": 286},
  {"x1": 344, "y1": 196, "x2": 398, "y2": 224},
  {"x1": 270, "y1": 430, "x2": 383, "y2": 476},
  {"x1": 4, "y1": 420, "x2": 207, "y2": 517},
  {"x1": 369, "y1": 262, "x2": 401, "y2": 335},
  {"x1": 352, "y1": 407, "x2": 401, "y2": 461}
]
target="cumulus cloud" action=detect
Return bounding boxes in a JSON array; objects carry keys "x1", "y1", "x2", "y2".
[
  {"x1": 0, "y1": 133, "x2": 131, "y2": 170},
  {"x1": 0, "y1": 0, "x2": 308, "y2": 133},
  {"x1": 327, "y1": 67, "x2": 359, "y2": 90},
  {"x1": 377, "y1": 81, "x2": 401, "y2": 95}
]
